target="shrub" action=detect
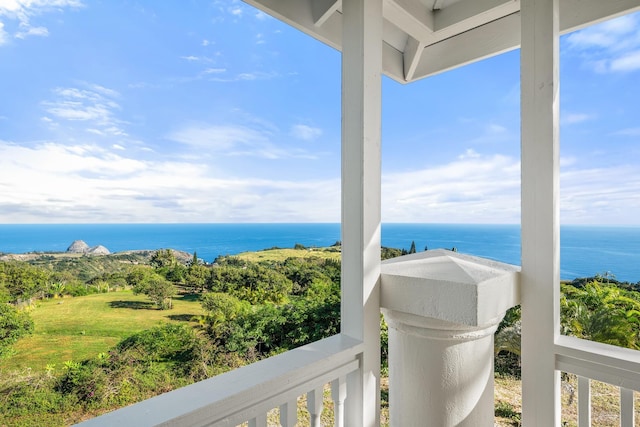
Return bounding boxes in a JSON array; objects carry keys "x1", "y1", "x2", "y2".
[{"x1": 0, "y1": 304, "x2": 34, "y2": 358}]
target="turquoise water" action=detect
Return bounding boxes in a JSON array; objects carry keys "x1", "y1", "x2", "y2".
[{"x1": 0, "y1": 223, "x2": 639, "y2": 282}]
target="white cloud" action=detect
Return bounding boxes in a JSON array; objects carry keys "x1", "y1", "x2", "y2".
[
  {"x1": 209, "y1": 70, "x2": 278, "y2": 82},
  {"x1": 382, "y1": 152, "x2": 521, "y2": 223},
  {"x1": 0, "y1": 0, "x2": 82, "y2": 44},
  {"x1": 565, "y1": 12, "x2": 640, "y2": 73},
  {"x1": 41, "y1": 84, "x2": 127, "y2": 136},
  {"x1": 15, "y1": 25, "x2": 47, "y2": 38},
  {"x1": 203, "y1": 67, "x2": 225, "y2": 74},
  {"x1": 168, "y1": 123, "x2": 317, "y2": 160},
  {"x1": 381, "y1": 150, "x2": 640, "y2": 224},
  {"x1": 0, "y1": 139, "x2": 340, "y2": 223},
  {"x1": 169, "y1": 124, "x2": 267, "y2": 151},
  {"x1": 610, "y1": 51, "x2": 640, "y2": 72},
  {"x1": 561, "y1": 165, "x2": 640, "y2": 224},
  {"x1": 1, "y1": 139, "x2": 638, "y2": 224},
  {"x1": 486, "y1": 123, "x2": 507, "y2": 134},
  {"x1": 0, "y1": 21, "x2": 8, "y2": 44},
  {"x1": 290, "y1": 124, "x2": 322, "y2": 141},
  {"x1": 180, "y1": 55, "x2": 205, "y2": 62},
  {"x1": 562, "y1": 112, "x2": 595, "y2": 125}
]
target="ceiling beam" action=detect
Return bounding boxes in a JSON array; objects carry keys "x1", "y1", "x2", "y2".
[
  {"x1": 432, "y1": 0, "x2": 446, "y2": 10},
  {"x1": 244, "y1": 0, "x2": 640, "y2": 84},
  {"x1": 560, "y1": 0, "x2": 640, "y2": 32},
  {"x1": 410, "y1": 0, "x2": 640, "y2": 82},
  {"x1": 403, "y1": 36, "x2": 424, "y2": 81},
  {"x1": 313, "y1": 0, "x2": 341, "y2": 27},
  {"x1": 414, "y1": 12, "x2": 521, "y2": 80},
  {"x1": 433, "y1": 0, "x2": 521, "y2": 36},
  {"x1": 383, "y1": 0, "x2": 436, "y2": 45},
  {"x1": 243, "y1": 0, "x2": 342, "y2": 50}
]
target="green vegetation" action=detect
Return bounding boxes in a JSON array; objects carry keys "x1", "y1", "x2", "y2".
[
  {"x1": 0, "y1": 247, "x2": 343, "y2": 426},
  {"x1": 0, "y1": 304, "x2": 34, "y2": 359},
  {"x1": 3, "y1": 291, "x2": 205, "y2": 371},
  {"x1": 2, "y1": 244, "x2": 640, "y2": 426}
]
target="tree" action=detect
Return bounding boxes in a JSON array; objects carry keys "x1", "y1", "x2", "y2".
[
  {"x1": 200, "y1": 292, "x2": 249, "y2": 339},
  {"x1": 0, "y1": 304, "x2": 34, "y2": 358},
  {"x1": 144, "y1": 279, "x2": 176, "y2": 310},
  {"x1": 130, "y1": 268, "x2": 176, "y2": 310},
  {"x1": 561, "y1": 280, "x2": 640, "y2": 349},
  {"x1": 185, "y1": 264, "x2": 209, "y2": 292},
  {"x1": 150, "y1": 249, "x2": 177, "y2": 269},
  {"x1": 409, "y1": 241, "x2": 417, "y2": 254},
  {"x1": 0, "y1": 261, "x2": 50, "y2": 303},
  {"x1": 207, "y1": 264, "x2": 292, "y2": 305}
]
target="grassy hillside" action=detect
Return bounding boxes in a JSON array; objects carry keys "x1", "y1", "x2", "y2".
[
  {"x1": 234, "y1": 246, "x2": 341, "y2": 263},
  {"x1": 1, "y1": 290, "x2": 204, "y2": 371}
]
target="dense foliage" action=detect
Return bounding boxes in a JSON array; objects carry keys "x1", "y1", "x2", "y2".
[
  {"x1": 0, "y1": 250, "x2": 344, "y2": 426},
  {"x1": 0, "y1": 304, "x2": 34, "y2": 359},
  {"x1": 2, "y1": 245, "x2": 640, "y2": 426}
]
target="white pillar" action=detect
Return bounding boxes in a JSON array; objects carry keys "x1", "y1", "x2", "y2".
[
  {"x1": 341, "y1": 0, "x2": 382, "y2": 426},
  {"x1": 520, "y1": 0, "x2": 561, "y2": 425},
  {"x1": 380, "y1": 250, "x2": 520, "y2": 427},
  {"x1": 383, "y1": 312, "x2": 500, "y2": 426}
]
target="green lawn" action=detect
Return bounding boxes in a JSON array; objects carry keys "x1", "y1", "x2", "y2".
[
  {"x1": 235, "y1": 247, "x2": 341, "y2": 263},
  {"x1": 1, "y1": 291, "x2": 205, "y2": 372}
]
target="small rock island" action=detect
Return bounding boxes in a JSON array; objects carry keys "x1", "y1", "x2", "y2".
[{"x1": 66, "y1": 240, "x2": 111, "y2": 255}]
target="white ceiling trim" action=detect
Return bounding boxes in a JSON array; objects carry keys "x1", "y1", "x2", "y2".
[{"x1": 243, "y1": 0, "x2": 640, "y2": 83}]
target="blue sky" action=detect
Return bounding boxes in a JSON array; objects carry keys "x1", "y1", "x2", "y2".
[{"x1": 0, "y1": 1, "x2": 639, "y2": 224}]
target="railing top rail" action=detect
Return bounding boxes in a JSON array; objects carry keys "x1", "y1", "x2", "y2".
[
  {"x1": 555, "y1": 335, "x2": 640, "y2": 391},
  {"x1": 75, "y1": 334, "x2": 363, "y2": 427}
]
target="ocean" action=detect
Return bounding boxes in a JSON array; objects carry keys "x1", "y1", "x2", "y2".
[{"x1": 0, "y1": 223, "x2": 639, "y2": 283}]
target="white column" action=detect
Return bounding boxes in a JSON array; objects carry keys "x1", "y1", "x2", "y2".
[
  {"x1": 383, "y1": 312, "x2": 500, "y2": 426},
  {"x1": 341, "y1": 0, "x2": 382, "y2": 426},
  {"x1": 520, "y1": 0, "x2": 561, "y2": 425}
]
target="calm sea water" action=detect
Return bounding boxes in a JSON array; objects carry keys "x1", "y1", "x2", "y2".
[{"x1": 0, "y1": 223, "x2": 639, "y2": 282}]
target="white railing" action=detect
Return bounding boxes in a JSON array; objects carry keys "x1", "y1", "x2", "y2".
[
  {"x1": 75, "y1": 334, "x2": 363, "y2": 427},
  {"x1": 556, "y1": 335, "x2": 640, "y2": 426}
]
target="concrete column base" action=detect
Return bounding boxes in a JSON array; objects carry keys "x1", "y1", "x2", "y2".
[{"x1": 382, "y1": 308, "x2": 503, "y2": 427}]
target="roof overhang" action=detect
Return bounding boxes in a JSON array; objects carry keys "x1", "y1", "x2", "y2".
[{"x1": 243, "y1": 0, "x2": 640, "y2": 84}]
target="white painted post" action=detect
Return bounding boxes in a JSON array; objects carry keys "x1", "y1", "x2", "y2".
[
  {"x1": 620, "y1": 388, "x2": 635, "y2": 427},
  {"x1": 520, "y1": 0, "x2": 562, "y2": 425},
  {"x1": 332, "y1": 376, "x2": 347, "y2": 427},
  {"x1": 578, "y1": 376, "x2": 591, "y2": 426},
  {"x1": 341, "y1": 0, "x2": 382, "y2": 426},
  {"x1": 248, "y1": 414, "x2": 267, "y2": 427},
  {"x1": 279, "y1": 399, "x2": 297, "y2": 427},
  {"x1": 307, "y1": 387, "x2": 324, "y2": 427}
]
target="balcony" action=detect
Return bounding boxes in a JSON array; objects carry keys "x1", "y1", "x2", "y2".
[{"x1": 78, "y1": 0, "x2": 640, "y2": 425}]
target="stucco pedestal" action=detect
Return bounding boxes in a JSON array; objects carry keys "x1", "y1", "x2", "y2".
[{"x1": 380, "y1": 250, "x2": 520, "y2": 427}]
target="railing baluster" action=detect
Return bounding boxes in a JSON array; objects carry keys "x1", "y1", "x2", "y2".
[
  {"x1": 578, "y1": 375, "x2": 591, "y2": 426},
  {"x1": 248, "y1": 413, "x2": 267, "y2": 427},
  {"x1": 307, "y1": 387, "x2": 324, "y2": 427},
  {"x1": 331, "y1": 376, "x2": 347, "y2": 427},
  {"x1": 620, "y1": 387, "x2": 635, "y2": 427},
  {"x1": 279, "y1": 399, "x2": 297, "y2": 427}
]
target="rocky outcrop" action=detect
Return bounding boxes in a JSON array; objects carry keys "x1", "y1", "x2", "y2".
[
  {"x1": 66, "y1": 240, "x2": 110, "y2": 255},
  {"x1": 67, "y1": 240, "x2": 90, "y2": 253},
  {"x1": 88, "y1": 245, "x2": 110, "y2": 255}
]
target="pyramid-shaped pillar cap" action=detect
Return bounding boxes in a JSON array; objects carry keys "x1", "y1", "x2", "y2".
[{"x1": 381, "y1": 249, "x2": 520, "y2": 327}]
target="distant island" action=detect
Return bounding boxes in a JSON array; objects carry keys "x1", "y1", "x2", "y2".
[
  {"x1": 66, "y1": 239, "x2": 110, "y2": 255},
  {"x1": 0, "y1": 240, "x2": 193, "y2": 264}
]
